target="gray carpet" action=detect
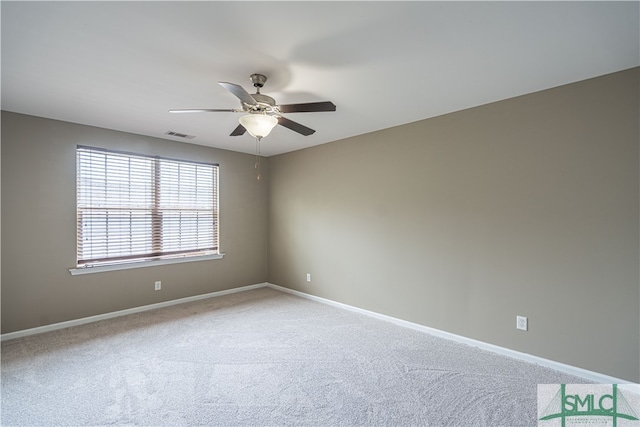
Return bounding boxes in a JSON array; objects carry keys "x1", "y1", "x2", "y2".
[{"x1": 1, "y1": 287, "x2": 586, "y2": 426}]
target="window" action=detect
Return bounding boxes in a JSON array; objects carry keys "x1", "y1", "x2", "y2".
[{"x1": 75, "y1": 146, "x2": 219, "y2": 269}]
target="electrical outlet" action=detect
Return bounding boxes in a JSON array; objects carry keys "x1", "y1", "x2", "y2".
[
  {"x1": 154, "y1": 281, "x2": 161, "y2": 291},
  {"x1": 306, "y1": 273, "x2": 311, "y2": 282},
  {"x1": 516, "y1": 315, "x2": 528, "y2": 331}
]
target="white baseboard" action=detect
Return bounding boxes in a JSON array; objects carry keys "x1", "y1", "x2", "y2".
[
  {"x1": 3, "y1": 280, "x2": 636, "y2": 386},
  {"x1": 266, "y1": 283, "x2": 637, "y2": 385},
  {"x1": 1, "y1": 282, "x2": 269, "y2": 342}
]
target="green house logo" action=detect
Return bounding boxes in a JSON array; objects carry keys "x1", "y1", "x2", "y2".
[{"x1": 538, "y1": 384, "x2": 639, "y2": 427}]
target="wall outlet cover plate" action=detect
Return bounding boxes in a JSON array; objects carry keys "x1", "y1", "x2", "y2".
[{"x1": 516, "y1": 315, "x2": 528, "y2": 331}]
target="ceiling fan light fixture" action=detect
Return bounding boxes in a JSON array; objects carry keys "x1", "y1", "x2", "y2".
[{"x1": 239, "y1": 114, "x2": 278, "y2": 139}]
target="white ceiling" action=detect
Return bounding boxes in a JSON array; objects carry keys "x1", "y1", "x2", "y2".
[{"x1": 2, "y1": 1, "x2": 638, "y2": 157}]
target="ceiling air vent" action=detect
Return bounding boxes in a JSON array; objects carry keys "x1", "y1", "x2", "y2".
[{"x1": 165, "y1": 131, "x2": 196, "y2": 140}]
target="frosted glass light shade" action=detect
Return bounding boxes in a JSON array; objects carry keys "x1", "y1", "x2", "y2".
[{"x1": 239, "y1": 114, "x2": 278, "y2": 139}]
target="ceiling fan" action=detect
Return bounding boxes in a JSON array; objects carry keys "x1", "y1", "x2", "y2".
[{"x1": 169, "y1": 73, "x2": 336, "y2": 139}]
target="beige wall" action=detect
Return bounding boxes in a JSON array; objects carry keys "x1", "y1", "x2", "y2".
[
  {"x1": 1, "y1": 112, "x2": 268, "y2": 333},
  {"x1": 268, "y1": 68, "x2": 640, "y2": 382}
]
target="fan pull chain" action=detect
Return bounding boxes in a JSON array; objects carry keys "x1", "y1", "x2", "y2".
[{"x1": 255, "y1": 136, "x2": 262, "y2": 181}]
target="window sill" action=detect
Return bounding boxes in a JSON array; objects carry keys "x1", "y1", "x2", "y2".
[{"x1": 69, "y1": 253, "x2": 224, "y2": 276}]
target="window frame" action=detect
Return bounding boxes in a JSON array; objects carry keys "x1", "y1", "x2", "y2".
[{"x1": 70, "y1": 145, "x2": 223, "y2": 275}]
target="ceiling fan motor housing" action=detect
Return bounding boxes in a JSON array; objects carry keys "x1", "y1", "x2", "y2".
[
  {"x1": 246, "y1": 74, "x2": 275, "y2": 112},
  {"x1": 251, "y1": 93, "x2": 276, "y2": 111}
]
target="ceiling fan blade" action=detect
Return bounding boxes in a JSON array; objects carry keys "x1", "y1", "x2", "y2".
[
  {"x1": 169, "y1": 109, "x2": 238, "y2": 113},
  {"x1": 278, "y1": 101, "x2": 336, "y2": 113},
  {"x1": 218, "y1": 82, "x2": 257, "y2": 107},
  {"x1": 230, "y1": 124, "x2": 246, "y2": 136},
  {"x1": 277, "y1": 117, "x2": 315, "y2": 136}
]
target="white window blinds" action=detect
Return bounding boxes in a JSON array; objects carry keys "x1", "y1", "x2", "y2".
[{"x1": 76, "y1": 146, "x2": 219, "y2": 267}]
